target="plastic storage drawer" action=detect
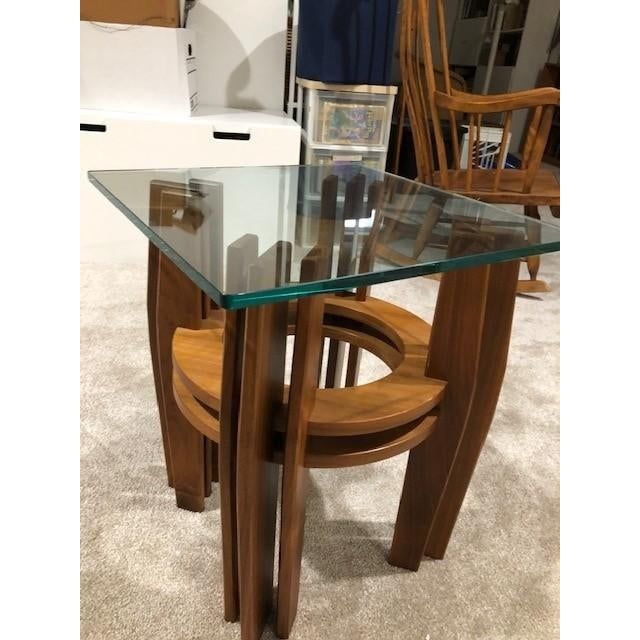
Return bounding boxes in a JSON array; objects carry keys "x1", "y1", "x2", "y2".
[
  {"x1": 303, "y1": 140, "x2": 387, "y2": 195},
  {"x1": 302, "y1": 84, "x2": 396, "y2": 149}
]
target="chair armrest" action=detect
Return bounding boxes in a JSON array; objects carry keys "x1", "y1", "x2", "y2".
[{"x1": 436, "y1": 87, "x2": 560, "y2": 114}]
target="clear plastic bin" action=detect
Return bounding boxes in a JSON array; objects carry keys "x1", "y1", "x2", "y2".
[
  {"x1": 298, "y1": 141, "x2": 387, "y2": 247},
  {"x1": 302, "y1": 85, "x2": 395, "y2": 149},
  {"x1": 303, "y1": 141, "x2": 387, "y2": 195}
]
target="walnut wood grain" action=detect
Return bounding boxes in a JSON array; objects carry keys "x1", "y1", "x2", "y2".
[
  {"x1": 424, "y1": 259, "x2": 520, "y2": 558},
  {"x1": 219, "y1": 233, "x2": 260, "y2": 623},
  {"x1": 276, "y1": 253, "x2": 326, "y2": 638},
  {"x1": 235, "y1": 241, "x2": 294, "y2": 640},
  {"x1": 156, "y1": 253, "x2": 206, "y2": 512},
  {"x1": 172, "y1": 373, "x2": 220, "y2": 442},
  {"x1": 173, "y1": 368, "x2": 439, "y2": 471},
  {"x1": 147, "y1": 241, "x2": 173, "y2": 486},
  {"x1": 148, "y1": 180, "x2": 214, "y2": 501},
  {"x1": 236, "y1": 298, "x2": 288, "y2": 640},
  {"x1": 219, "y1": 310, "x2": 244, "y2": 622},
  {"x1": 388, "y1": 259, "x2": 520, "y2": 570},
  {"x1": 172, "y1": 295, "x2": 441, "y2": 438}
]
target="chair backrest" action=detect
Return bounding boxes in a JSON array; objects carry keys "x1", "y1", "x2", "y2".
[{"x1": 400, "y1": 0, "x2": 559, "y2": 195}]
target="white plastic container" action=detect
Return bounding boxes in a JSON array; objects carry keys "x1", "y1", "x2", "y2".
[{"x1": 80, "y1": 21, "x2": 198, "y2": 117}]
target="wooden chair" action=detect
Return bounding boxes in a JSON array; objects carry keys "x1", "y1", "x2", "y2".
[
  {"x1": 390, "y1": 0, "x2": 560, "y2": 293},
  {"x1": 390, "y1": 64, "x2": 468, "y2": 179}
]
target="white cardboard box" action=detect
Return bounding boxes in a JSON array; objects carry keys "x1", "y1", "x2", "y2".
[
  {"x1": 80, "y1": 106, "x2": 301, "y2": 263},
  {"x1": 80, "y1": 21, "x2": 198, "y2": 116}
]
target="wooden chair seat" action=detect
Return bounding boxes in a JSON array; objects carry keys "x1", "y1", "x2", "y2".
[
  {"x1": 433, "y1": 169, "x2": 560, "y2": 206},
  {"x1": 173, "y1": 295, "x2": 445, "y2": 440}
]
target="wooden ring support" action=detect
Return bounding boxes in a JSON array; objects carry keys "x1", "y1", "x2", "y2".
[{"x1": 172, "y1": 295, "x2": 444, "y2": 469}]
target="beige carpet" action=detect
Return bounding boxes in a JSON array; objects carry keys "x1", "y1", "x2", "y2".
[{"x1": 81, "y1": 246, "x2": 559, "y2": 639}]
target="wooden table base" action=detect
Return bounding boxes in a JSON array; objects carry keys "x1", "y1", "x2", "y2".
[{"x1": 149, "y1": 251, "x2": 523, "y2": 639}]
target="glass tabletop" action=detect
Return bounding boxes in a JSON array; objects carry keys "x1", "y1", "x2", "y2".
[{"x1": 88, "y1": 164, "x2": 560, "y2": 309}]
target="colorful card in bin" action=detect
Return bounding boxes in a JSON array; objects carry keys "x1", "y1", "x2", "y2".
[{"x1": 320, "y1": 102, "x2": 386, "y2": 146}]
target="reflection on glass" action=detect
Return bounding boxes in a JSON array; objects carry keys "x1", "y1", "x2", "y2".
[{"x1": 88, "y1": 164, "x2": 559, "y2": 308}]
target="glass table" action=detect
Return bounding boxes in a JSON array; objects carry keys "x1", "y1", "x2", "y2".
[{"x1": 88, "y1": 164, "x2": 560, "y2": 640}]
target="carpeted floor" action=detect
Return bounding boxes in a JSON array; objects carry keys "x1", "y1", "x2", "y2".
[{"x1": 80, "y1": 243, "x2": 559, "y2": 639}]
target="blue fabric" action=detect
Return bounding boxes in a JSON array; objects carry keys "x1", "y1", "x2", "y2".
[{"x1": 297, "y1": 0, "x2": 399, "y2": 85}]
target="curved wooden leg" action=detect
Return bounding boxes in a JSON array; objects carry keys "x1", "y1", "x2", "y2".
[
  {"x1": 218, "y1": 310, "x2": 245, "y2": 622},
  {"x1": 388, "y1": 260, "x2": 520, "y2": 569},
  {"x1": 276, "y1": 293, "x2": 325, "y2": 638},
  {"x1": 147, "y1": 242, "x2": 173, "y2": 486},
  {"x1": 216, "y1": 235, "x2": 260, "y2": 623},
  {"x1": 156, "y1": 253, "x2": 206, "y2": 512},
  {"x1": 236, "y1": 301, "x2": 288, "y2": 640}
]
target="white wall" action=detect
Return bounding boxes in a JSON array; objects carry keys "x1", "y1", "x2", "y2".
[{"x1": 188, "y1": 1, "x2": 287, "y2": 111}]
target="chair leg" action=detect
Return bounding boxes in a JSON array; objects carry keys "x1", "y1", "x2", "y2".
[
  {"x1": 277, "y1": 293, "x2": 325, "y2": 639},
  {"x1": 524, "y1": 205, "x2": 541, "y2": 281}
]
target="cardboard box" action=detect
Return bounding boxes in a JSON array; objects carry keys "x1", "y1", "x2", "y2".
[
  {"x1": 80, "y1": 22, "x2": 198, "y2": 116},
  {"x1": 80, "y1": 0, "x2": 180, "y2": 28}
]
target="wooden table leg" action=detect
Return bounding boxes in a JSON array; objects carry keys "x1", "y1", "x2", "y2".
[
  {"x1": 277, "y1": 257, "x2": 326, "y2": 639},
  {"x1": 388, "y1": 260, "x2": 520, "y2": 570},
  {"x1": 155, "y1": 253, "x2": 207, "y2": 512},
  {"x1": 147, "y1": 242, "x2": 174, "y2": 487},
  {"x1": 218, "y1": 310, "x2": 245, "y2": 622},
  {"x1": 236, "y1": 300, "x2": 289, "y2": 640}
]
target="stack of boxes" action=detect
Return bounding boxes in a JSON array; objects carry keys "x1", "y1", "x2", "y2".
[{"x1": 79, "y1": 1, "x2": 301, "y2": 263}]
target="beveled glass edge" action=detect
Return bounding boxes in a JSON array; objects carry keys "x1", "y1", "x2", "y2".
[
  {"x1": 88, "y1": 174, "x2": 229, "y2": 307},
  {"x1": 89, "y1": 166, "x2": 563, "y2": 239},
  {"x1": 219, "y1": 241, "x2": 560, "y2": 309},
  {"x1": 88, "y1": 169, "x2": 561, "y2": 310}
]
